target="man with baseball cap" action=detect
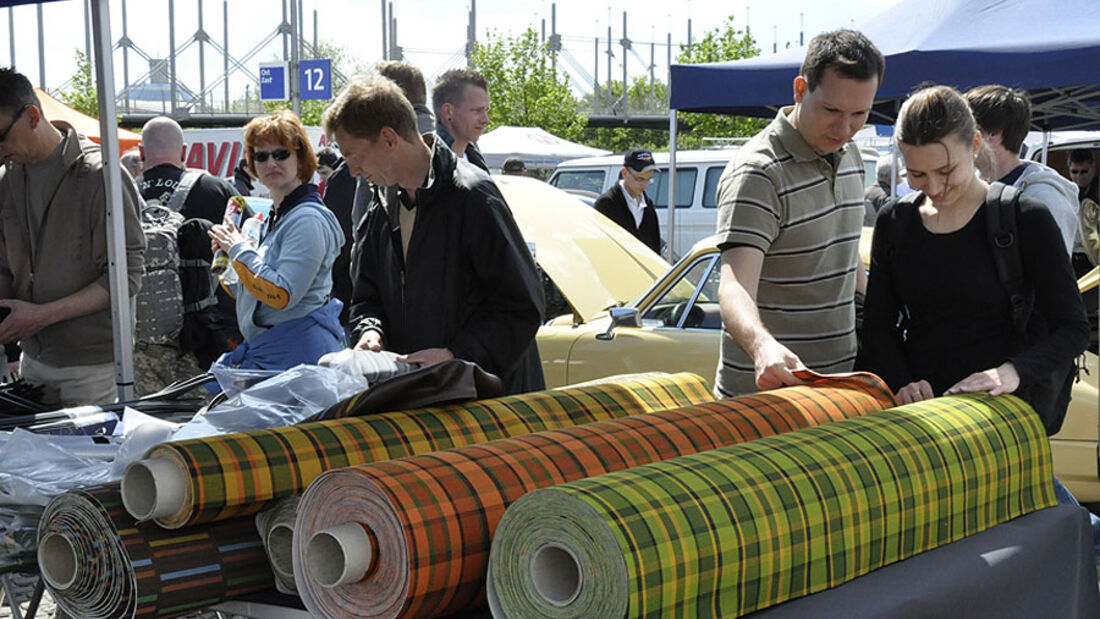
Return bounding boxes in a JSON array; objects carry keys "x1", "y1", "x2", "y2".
[{"x1": 593, "y1": 147, "x2": 662, "y2": 253}]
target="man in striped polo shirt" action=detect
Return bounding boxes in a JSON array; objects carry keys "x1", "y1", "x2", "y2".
[{"x1": 715, "y1": 30, "x2": 884, "y2": 397}]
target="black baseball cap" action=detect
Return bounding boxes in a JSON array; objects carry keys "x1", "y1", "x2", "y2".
[
  {"x1": 503, "y1": 156, "x2": 526, "y2": 173},
  {"x1": 624, "y1": 148, "x2": 658, "y2": 173}
]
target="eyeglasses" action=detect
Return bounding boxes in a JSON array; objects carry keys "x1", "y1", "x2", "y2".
[
  {"x1": 252, "y1": 148, "x2": 292, "y2": 163},
  {"x1": 627, "y1": 171, "x2": 654, "y2": 184},
  {"x1": 0, "y1": 105, "x2": 30, "y2": 143},
  {"x1": 1069, "y1": 168, "x2": 1092, "y2": 175}
]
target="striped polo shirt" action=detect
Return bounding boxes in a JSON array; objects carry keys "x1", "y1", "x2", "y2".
[{"x1": 714, "y1": 107, "x2": 866, "y2": 396}]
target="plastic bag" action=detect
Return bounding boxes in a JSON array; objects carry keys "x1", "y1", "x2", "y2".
[
  {"x1": 0, "y1": 429, "x2": 114, "y2": 506},
  {"x1": 0, "y1": 505, "x2": 41, "y2": 570},
  {"x1": 317, "y1": 348, "x2": 418, "y2": 383},
  {"x1": 171, "y1": 364, "x2": 368, "y2": 441}
]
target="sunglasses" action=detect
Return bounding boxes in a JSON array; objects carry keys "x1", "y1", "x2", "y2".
[
  {"x1": 1069, "y1": 168, "x2": 1092, "y2": 174},
  {"x1": 0, "y1": 105, "x2": 30, "y2": 143},
  {"x1": 252, "y1": 148, "x2": 292, "y2": 163}
]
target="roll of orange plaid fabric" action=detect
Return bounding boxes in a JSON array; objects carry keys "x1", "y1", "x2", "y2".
[
  {"x1": 292, "y1": 373, "x2": 896, "y2": 619},
  {"x1": 121, "y1": 372, "x2": 711, "y2": 529}
]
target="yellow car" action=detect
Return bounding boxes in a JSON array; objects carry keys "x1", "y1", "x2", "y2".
[{"x1": 495, "y1": 175, "x2": 1100, "y2": 501}]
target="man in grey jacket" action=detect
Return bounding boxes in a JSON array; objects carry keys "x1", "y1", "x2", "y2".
[
  {"x1": 0, "y1": 67, "x2": 145, "y2": 406},
  {"x1": 966, "y1": 85, "x2": 1080, "y2": 255}
]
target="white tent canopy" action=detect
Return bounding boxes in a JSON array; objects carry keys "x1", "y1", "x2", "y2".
[{"x1": 476, "y1": 126, "x2": 609, "y2": 170}]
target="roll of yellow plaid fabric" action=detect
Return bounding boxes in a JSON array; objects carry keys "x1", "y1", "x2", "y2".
[
  {"x1": 122, "y1": 372, "x2": 711, "y2": 529},
  {"x1": 488, "y1": 394, "x2": 1056, "y2": 619},
  {"x1": 292, "y1": 374, "x2": 895, "y2": 619}
]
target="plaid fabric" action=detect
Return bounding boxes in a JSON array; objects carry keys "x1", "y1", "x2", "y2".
[
  {"x1": 38, "y1": 484, "x2": 272, "y2": 619},
  {"x1": 489, "y1": 394, "x2": 1056, "y2": 618},
  {"x1": 294, "y1": 373, "x2": 896, "y2": 619},
  {"x1": 142, "y1": 372, "x2": 711, "y2": 528}
]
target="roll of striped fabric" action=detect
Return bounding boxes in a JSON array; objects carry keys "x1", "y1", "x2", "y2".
[
  {"x1": 37, "y1": 484, "x2": 272, "y2": 619},
  {"x1": 488, "y1": 394, "x2": 1056, "y2": 619},
  {"x1": 123, "y1": 372, "x2": 711, "y2": 529},
  {"x1": 292, "y1": 373, "x2": 896, "y2": 619}
]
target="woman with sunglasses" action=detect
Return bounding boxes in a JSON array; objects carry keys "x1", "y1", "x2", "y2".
[{"x1": 208, "y1": 109, "x2": 345, "y2": 371}]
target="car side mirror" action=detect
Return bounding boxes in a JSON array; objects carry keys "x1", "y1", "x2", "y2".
[{"x1": 596, "y1": 307, "x2": 641, "y2": 340}]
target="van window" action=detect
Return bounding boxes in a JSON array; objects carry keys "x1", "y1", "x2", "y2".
[
  {"x1": 703, "y1": 166, "x2": 724, "y2": 208},
  {"x1": 651, "y1": 168, "x2": 697, "y2": 209},
  {"x1": 551, "y1": 170, "x2": 606, "y2": 194}
]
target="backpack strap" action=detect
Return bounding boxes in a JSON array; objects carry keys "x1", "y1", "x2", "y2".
[
  {"x1": 984, "y1": 181, "x2": 1030, "y2": 337},
  {"x1": 166, "y1": 169, "x2": 205, "y2": 212}
]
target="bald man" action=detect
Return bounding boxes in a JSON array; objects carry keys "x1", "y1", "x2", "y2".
[{"x1": 138, "y1": 116, "x2": 237, "y2": 222}]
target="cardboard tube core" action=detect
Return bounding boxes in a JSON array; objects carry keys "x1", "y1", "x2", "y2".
[
  {"x1": 267, "y1": 523, "x2": 296, "y2": 579},
  {"x1": 121, "y1": 458, "x2": 187, "y2": 522},
  {"x1": 38, "y1": 533, "x2": 78, "y2": 591},
  {"x1": 307, "y1": 522, "x2": 375, "y2": 588},
  {"x1": 530, "y1": 543, "x2": 582, "y2": 607}
]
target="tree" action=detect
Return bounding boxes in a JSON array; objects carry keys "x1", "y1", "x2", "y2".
[
  {"x1": 676, "y1": 16, "x2": 766, "y2": 148},
  {"x1": 60, "y1": 50, "x2": 99, "y2": 117},
  {"x1": 471, "y1": 28, "x2": 586, "y2": 141}
]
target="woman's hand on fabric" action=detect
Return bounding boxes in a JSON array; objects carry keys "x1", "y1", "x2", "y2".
[
  {"x1": 208, "y1": 218, "x2": 245, "y2": 253},
  {"x1": 945, "y1": 362, "x2": 1020, "y2": 397},
  {"x1": 896, "y1": 380, "x2": 935, "y2": 404}
]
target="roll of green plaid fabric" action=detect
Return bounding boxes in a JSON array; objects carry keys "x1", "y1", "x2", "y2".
[
  {"x1": 37, "y1": 484, "x2": 272, "y2": 619},
  {"x1": 293, "y1": 373, "x2": 895, "y2": 619},
  {"x1": 122, "y1": 372, "x2": 711, "y2": 529},
  {"x1": 488, "y1": 393, "x2": 1056, "y2": 619}
]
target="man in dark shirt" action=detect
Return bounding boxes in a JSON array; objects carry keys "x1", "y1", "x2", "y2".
[
  {"x1": 135, "y1": 116, "x2": 240, "y2": 393},
  {"x1": 138, "y1": 116, "x2": 237, "y2": 221},
  {"x1": 433, "y1": 68, "x2": 491, "y2": 172},
  {"x1": 593, "y1": 148, "x2": 662, "y2": 254},
  {"x1": 324, "y1": 74, "x2": 545, "y2": 395}
]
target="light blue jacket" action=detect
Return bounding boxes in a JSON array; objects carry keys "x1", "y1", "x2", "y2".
[{"x1": 227, "y1": 184, "x2": 345, "y2": 342}]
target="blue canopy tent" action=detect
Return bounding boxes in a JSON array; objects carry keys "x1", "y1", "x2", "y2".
[
  {"x1": 1, "y1": 0, "x2": 135, "y2": 399},
  {"x1": 663, "y1": 0, "x2": 1100, "y2": 255}
]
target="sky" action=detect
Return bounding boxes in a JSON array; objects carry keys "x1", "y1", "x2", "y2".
[{"x1": 1, "y1": 0, "x2": 902, "y2": 108}]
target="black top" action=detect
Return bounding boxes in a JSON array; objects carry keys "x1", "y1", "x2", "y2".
[
  {"x1": 435, "y1": 122, "x2": 489, "y2": 173},
  {"x1": 861, "y1": 193, "x2": 1089, "y2": 396},
  {"x1": 321, "y1": 161, "x2": 356, "y2": 325},
  {"x1": 349, "y1": 141, "x2": 545, "y2": 395},
  {"x1": 593, "y1": 183, "x2": 662, "y2": 254},
  {"x1": 140, "y1": 164, "x2": 238, "y2": 223}
]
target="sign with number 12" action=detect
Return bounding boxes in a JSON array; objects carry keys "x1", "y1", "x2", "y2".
[{"x1": 299, "y1": 59, "x2": 332, "y2": 100}]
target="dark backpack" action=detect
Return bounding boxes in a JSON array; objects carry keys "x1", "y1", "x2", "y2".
[{"x1": 882, "y1": 182, "x2": 1078, "y2": 435}]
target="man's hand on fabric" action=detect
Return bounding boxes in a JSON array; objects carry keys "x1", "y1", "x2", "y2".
[
  {"x1": 354, "y1": 330, "x2": 383, "y2": 352},
  {"x1": 398, "y1": 347, "x2": 455, "y2": 367},
  {"x1": 752, "y1": 339, "x2": 807, "y2": 391},
  {"x1": 0, "y1": 299, "x2": 50, "y2": 344}
]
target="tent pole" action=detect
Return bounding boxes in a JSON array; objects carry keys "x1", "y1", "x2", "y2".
[
  {"x1": 667, "y1": 109, "x2": 677, "y2": 260},
  {"x1": 90, "y1": 0, "x2": 136, "y2": 402},
  {"x1": 1041, "y1": 129, "x2": 1051, "y2": 165}
]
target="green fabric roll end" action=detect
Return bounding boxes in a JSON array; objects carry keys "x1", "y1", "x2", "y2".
[{"x1": 488, "y1": 394, "x2": 1056, "y2": 618}]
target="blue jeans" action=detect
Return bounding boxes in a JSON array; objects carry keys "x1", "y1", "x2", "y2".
[{"x1": 1053, "y1": 475, "x2": 1100, "y2": 559}]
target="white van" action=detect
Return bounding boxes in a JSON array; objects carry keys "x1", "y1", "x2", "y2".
[{"x1": 549, "y1": 146, "x2": 880, "y2": 258}]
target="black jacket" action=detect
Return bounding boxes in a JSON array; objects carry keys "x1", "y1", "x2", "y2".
[
  {"x1": 349, "y1": 140, "x2": 545, "y2": 394},
  {"x1": 322, "y1": 161, "x2": 357, "y2": 325},
  {"x1": 593, "y1": 183, "x2": 662, "y2": 254},
  {"x1": 435, "y1": 122, "x2": 489, "y2": 173}
]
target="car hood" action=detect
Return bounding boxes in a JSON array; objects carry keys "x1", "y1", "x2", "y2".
[{"x1": 495, "y1": 176, "x2": 670, "y2": 323}]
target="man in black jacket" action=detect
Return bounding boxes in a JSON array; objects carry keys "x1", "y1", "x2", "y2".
[
  {"x1": 432, "y1": 68, "x2": 491, "y2": 173},
  {"x1": 593, "y1": 148, "x2": 662, "y2": 254},
  {"x1": 323, "y1": 74, "x2": 545, "y2": 395}
]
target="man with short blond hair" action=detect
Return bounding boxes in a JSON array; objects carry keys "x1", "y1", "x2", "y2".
[
  {"x1": 323, "y1": 75, "x2": 545, "y2": 394},
  {"x1": 432, "y1": 68, "x2": 491, "y2": 172}
]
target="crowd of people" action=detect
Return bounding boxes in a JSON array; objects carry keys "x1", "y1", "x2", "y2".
[{"x1": 0, "y1": 24, "x2": 1096, "y2": 557}]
